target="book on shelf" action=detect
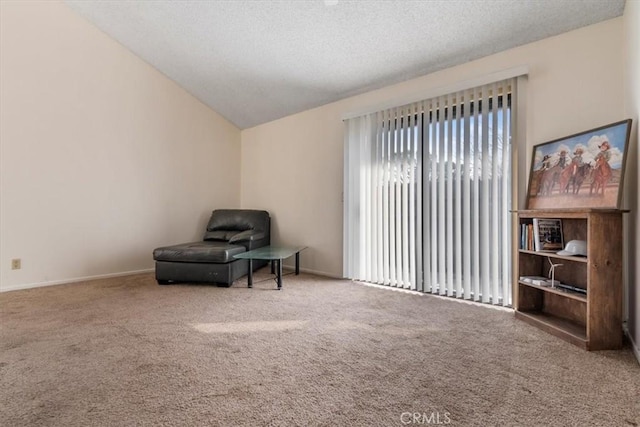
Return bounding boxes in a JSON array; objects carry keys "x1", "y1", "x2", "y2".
[
  {"x1": 533, "y1": 218, "x2": 563, "y2": 252},
  {"x1": 520, "y1": 223, "x2": 536, "y2": 251},
  {"x1": 556, "y1": 283, "x2": 587, "y2": 295}
]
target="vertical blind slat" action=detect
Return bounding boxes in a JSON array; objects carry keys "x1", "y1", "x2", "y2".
[
  {"x1": 363, "y1": 115, "x2": 371, "y2": 282},
  {"x1": 455, "y1": 92, "x2": 463, "y2": 298},
  {"x1": 491, "y1": 83, "x2": 501, "y2": 304},
  {"x1": 437, "y1": 96, "x2": 446, "y2": 295},
  {"x1": 392, "y1": 106, "x2": 400, "y2": 287},
  {"x1": 422, "y1": 100, "x2": 432, "y2": 293},
  {"x1": 472, "y1": 86, "x2": 481, "y2": 301},
  {"x1": 462, "y1": 89, "x2": 472, "y2": 300},
  {"x1": 430, "y1": 100, "x2": 438, "y2": 293},
  {"x1": 408, "y1": 103, "x2": 417, "y2": 290},
  {"x1": 416, "y1": 102, "x2": 424, "y2": 292},
  {"x1": 373, "y1": 112, "x2": 381, "y2": 283},
  {"x1": 481, "y1": 88, "x2": 491, "y2": 303},
  {"x1": 502, "y1": 82, "x2": 511, "y2": 305},
  {"x1": 382, "y1": 109, "x2": 390, "y2": 285},
  {"x1": 402, "y1": 105, "x2": 410, "y2": 288},
  {"x1": 445, "y1": 93, "x2": 454, "y2": 296}
]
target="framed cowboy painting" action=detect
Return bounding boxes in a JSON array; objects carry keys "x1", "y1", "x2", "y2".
[{"x1": 525, "y1": 119, "x2": 632, "y2": 210}]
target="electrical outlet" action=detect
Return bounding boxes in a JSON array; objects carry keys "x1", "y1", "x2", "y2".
[{"x1": 11, "y1": 259, "x2": 21, "y2": 270}]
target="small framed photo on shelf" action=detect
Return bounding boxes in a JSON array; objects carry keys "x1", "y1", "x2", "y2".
[
  {"x1": 526, "y1": 119, "x2": 632, "y2": 209},
  {"x1": 533, "y1": 218, "x2": 563, "y2": 252}
]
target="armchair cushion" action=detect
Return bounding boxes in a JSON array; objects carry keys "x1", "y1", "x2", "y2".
[
  {"x1": 229, "y1": 230, "x2": 266, "y2": 243},
  {"x1": 206, "y1": 209, "x2": 270, "y2": 233},
  {"x1": 203, "y1": 230, "x2": 238, "y2": 241}
]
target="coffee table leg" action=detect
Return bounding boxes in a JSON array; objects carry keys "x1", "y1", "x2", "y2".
[
  {"x1": 277, "y1": 259, "x2": 283, "y2": 290},
  {"x1": 295, "y1": 252, "x2": 300, "y2": 275},
  {"x1": 270, "y1": 260, "x2": 275, "y2": 274},
  {"x1": 248, "y1": 259, "x2": 253, "y2": 288}
]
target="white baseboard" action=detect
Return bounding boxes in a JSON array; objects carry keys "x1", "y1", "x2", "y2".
[
  {"x1": 632, "y1": 336, "x2": 640, "y2": 366},
  {"x1": 623, "y1": 323, "x2": 640, "y2": 365},
  {"x1": 2, "y1": 266, "x2": 340, "y2": 293},
  {"x1": 0, "y1": 268, "x2": 154, "y2": 293},
  {"x1": 281, "y1": 264, "x2": 342, "y2": 279}
]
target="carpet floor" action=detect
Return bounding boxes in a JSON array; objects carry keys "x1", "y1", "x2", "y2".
[{"x1": 0, "y1": 271, "x2": 638, "y2": 426}]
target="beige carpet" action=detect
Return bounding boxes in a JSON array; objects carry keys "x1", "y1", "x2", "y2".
[{"x1": 1, "y1": 271, "x2": 638, "y2": 426}]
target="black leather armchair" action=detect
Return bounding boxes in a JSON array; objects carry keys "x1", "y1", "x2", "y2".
[{"x1": 153, "y1": 209, "x2": 270, "y2": 286}]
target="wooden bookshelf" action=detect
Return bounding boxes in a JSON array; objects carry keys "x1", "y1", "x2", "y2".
[{"x1": 516, "y1": 209, "x2": 623, "y2": 350}]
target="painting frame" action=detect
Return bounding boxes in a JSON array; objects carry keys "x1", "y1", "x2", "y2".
[{"x1": 526, "y1": 119, "x2": 632, "y2": 210}]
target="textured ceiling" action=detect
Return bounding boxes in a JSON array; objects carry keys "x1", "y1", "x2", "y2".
[{"x1": 65, "y1": 0, "x2": 625, "y2": 129}]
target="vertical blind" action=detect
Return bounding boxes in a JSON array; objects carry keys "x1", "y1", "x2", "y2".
[{"x1": 344, "y1": 78, "x2": 515, "y2": 306}]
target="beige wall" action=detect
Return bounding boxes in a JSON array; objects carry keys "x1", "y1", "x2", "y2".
[
  {"x1": 241, "y1": 18, "x2": 625, "y2": 278},
  {"x1": 0, "y1": 1, "x2": 241, "y2": 291},
  {"x1": 623, "y1": 0, "x2": 640, "y2": 358}
]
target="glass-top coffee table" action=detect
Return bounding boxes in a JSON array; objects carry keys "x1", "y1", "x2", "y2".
[{"x1": 234, "y1": 245, "x2": 307, "y2": 290}]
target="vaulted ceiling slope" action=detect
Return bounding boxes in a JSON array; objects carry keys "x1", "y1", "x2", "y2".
[{"x1": 65, "y1": 0, "x2": 625, "y2": 129}]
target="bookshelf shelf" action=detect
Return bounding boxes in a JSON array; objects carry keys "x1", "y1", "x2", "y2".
[
  {"x1": 516, "y1": 209, "x2": 623, "y2": 351},
  {"x1": 518, "y1": 280, "x2": 587, "y2": 303},
  {"x1": 515, "y1": 310, "x2": 587, "y2": 349},
  {"x1": 518, "y1": 250, "x2": 588, "y2": 263}
]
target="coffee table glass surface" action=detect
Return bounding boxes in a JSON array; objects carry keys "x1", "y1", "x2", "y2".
[
  {"x1": 234, "y1": 245, "x2": 306, "y2": 289},
  {"x1": 234, "y1": 245, "x2": 306, "y2": 260}
]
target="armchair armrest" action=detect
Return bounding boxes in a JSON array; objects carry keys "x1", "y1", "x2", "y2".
[{"x1": 229, "y1": 230, "x2": 266, "y2": 243}]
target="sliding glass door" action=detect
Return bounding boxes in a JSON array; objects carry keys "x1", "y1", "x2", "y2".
[{"x1": 344, "y1": 78, "x2": 514, "y2": 306}]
